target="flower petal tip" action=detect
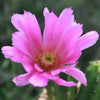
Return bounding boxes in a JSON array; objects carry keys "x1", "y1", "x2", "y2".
[
  {"x1": 12, "y1": 73, "x2": 32, "y2": 87},
  {"x1": 23, "y1": 10, "x2": 32, "y2": 16},
  {"x1": 69, "y1": 82, "x2": 77, "y2": 87},
  {"x1": 84, "y1": 81, "x2": 87, "y2": 87},
  {"x1": 54, "y1": 77, "x2": 77, "y2": 87},
  {"x1": 12, "y1": 77, "x2": 19, "y2": 86},
  {"x1": 43, "y1": 7, "x2": 49, "y2": 16},
  {"x1": 81, "y1": 76, "x2": 87, "y2": 86},
  {"x1": 60, "y1": 7, "x2": 73, "y2": 17},
  {"x1": 12, "y1": 77, "x2": 24, "y2": 87},
  {"x1": 29, "y1": 73, "x2": 48, "y2": 87},
  {"x1": 91, "y1": 31, "x2": 99, "y2": 39},
  {"x1": 23, "y1": 10, "x2": 27, "y2": 13},
  {"x1": 1, "y1": 47, "x2": 4, "y2": 53},
  {"x1": 62, "y1": 81, "x2": 77, "y2": 87},
  {"x1": 34, "y1": 64, "x2": 43, "y2": 72}
]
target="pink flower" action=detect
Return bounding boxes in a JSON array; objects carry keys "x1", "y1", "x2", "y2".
[{"x1": 2, "y1": 7, "x2": 99, "y2": 87}]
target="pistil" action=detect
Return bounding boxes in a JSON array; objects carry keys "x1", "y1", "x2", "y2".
[{"x1": 36, "y1": 52, "x2": 57, "y2": 72}]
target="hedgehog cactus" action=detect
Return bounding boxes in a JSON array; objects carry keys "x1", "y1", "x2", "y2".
[
  {"x1": 79, "y1": 60, "x2": 100, "y2": 100},
  {"x1": 46, "y1": 73, "x2": 77, "y2": 100},
  {"x1": 46, "y1": 60, "x2": 100, "y2": 100}
]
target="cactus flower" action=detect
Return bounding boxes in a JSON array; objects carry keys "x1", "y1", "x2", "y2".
[{"x1": 2, "y1": 7, "x2": 99, "y2": 87}]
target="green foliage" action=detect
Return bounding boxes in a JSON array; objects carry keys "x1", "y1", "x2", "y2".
[
  {"x1": 0, "y1": 60, "x2": 41, "y2": 100},
  {"x1": 79, "y1": 60, "x2": 100, "y2": 100},
  {"x1": 46, "y1": 73, "x2": 77, "y2": 100},
  {"x1": 46, "y1": 61, "x2": 100, "y2": 100},
  {"x1": 0, "y1": 0, "x2": 100, "y2": 100}
]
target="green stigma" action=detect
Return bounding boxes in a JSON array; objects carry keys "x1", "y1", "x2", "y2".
[
  {"x1": 36, "y1": 52, "x2": 59, "y2": 72},
  {"x1": 42, "y1": 53, "x2": 54, "y2": 64}
]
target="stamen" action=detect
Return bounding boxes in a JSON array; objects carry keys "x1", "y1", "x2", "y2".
[
  {"x1": 36, "y1": 52, "x2": 58, "y2": 72},
  {"x1": 42, "y1": 53, "x2": 54, "y2": 64}
]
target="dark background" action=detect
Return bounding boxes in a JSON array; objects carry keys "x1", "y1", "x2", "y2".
[{"x1": 0, "y1": 0, "x2": 100, "y2": 100}]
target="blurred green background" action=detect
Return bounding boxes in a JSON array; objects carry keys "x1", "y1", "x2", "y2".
[{"x1": 0, "y1": 0, "x2": 100, "y2": 100}]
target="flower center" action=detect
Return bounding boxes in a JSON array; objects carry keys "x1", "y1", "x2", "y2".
[
  {"x1": 42, "y1": 53, "x2": 54, "y2": 64},
  {"x1": 36, "y1": 52, "x2": 58, "y2": 72}
]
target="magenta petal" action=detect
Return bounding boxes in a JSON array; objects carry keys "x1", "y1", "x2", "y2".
[
  {"x1": 41, "y1": 72, "x2": 58, "y2": 80},
  {"x1": 43, "y1": 8, "x2": 58, "y2": 50},
  {"x1": 34, "y1": 64, "x2": 43, "y2": 72},
  {"x1": 29, "y1": 73, "x2": 48, "y2": 87},
  {"x1": 59, "y1": 8, "x2": 73, "y2": 18},
  {"x1": 58, "y1": 8, "x2": 74, "y2": 33},
  {"x1": 53, "y1": 76, "x2": 77, "y2": 87},
  {"x1": 55, "y1": 24, "x2": 83, "y2": 56},
  {"x1": 22, "y1": 56, "x2": 34, "y2": 72},
  {"x1": 12, "y1": 32, "x2": 35, "y2": 57},
  {"x1": 51, "y1": 69, "x2": 62, "y2": 75},
  {"x1": 51, "y1": 63, "x2": 77, "y2": 75},
  {"x1": 65, "y1": 67, "x2": 87, "y2": 86},
  {"x1": 62, "y1": 48, "x2": 81, "y2": 64},
  {"x1": 77, "y1": 31, "x2": 99, "y2": 50},
  {"x1": 2, "y1": 46, "x2": 24, "y2": 63},
  {"x1": 43, "y1": 7, "x2": 49, "y2": 16},
  {"x1": 51, "y1": 8, "x2": 75, "y2": 53},
  {"x1": 11, "y1": 11, "x2": 43, "y2": 52},
  {"x1": 13, "y1": 72, "x2": 32, "y2": 86}
]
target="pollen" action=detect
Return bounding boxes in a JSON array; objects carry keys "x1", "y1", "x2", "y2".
[
  {"x1": 42, "y1": 53, "x2": 54, "y2": 64},
  {"x1": 36, "y1": 52, "x2": 58, "y2": 72}
]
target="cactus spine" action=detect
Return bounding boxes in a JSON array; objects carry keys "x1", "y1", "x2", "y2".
[
  {"x1": 46, "y1": 60, "x2": 100, "y2": 100},
  {"x1": 79, "y1": 60, "x2": 100, "y2": 100}
]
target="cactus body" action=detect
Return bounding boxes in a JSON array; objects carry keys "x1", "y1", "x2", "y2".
[
  {"x1": 46, "y1": 73, "x2": 77, "y2": 100},
  {"x1": 79, "y1": 60, "x2": 100, "y2": 100},
  {"x1": 46, "y1": 60, "x2": 100, "y2": 100}
]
